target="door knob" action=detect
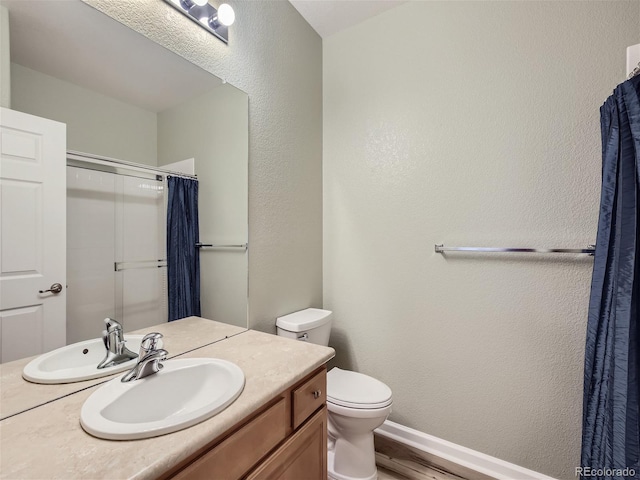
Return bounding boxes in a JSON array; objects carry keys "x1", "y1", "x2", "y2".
[{"x1": 39, "y1": 283, "x2": 63, "y2": 294}]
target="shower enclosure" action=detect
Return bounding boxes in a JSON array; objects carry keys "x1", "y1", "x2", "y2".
[{"x1": 66, "y1": 155, "x2": 170, "y2": 344}]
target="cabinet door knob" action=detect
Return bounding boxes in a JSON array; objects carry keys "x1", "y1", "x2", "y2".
[{"x1": 313, "y1": 390, "x2": 322, "y2": 399}]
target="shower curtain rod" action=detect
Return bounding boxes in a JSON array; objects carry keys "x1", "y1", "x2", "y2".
[
  {"x1": 435, "y1": 244, "x2": 595, "y2": 255},
  {"x1": 67, "y1": 150, "x2": 198, "y2": 180}
]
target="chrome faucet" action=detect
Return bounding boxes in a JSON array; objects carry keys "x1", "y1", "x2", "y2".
[
  {"x1": 121, "y1": 332, "x2": 168, "y2": 382},
  {"x1": 138, "y1": 332, "x2": 163, "y2": 358},
  {"x1": 97, "y1": 318, "x2": 138, "y2": 369}
]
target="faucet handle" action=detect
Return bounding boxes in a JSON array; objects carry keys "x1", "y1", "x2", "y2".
[
  {"x1": 139, "y1": 332, "x2": 163, "y2": 357},
  {"x1": 104, "y1": 318, "x2": 123, "y2": 334}
]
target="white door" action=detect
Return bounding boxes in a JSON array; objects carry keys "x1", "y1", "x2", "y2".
[{"x1": 0, "y1": 107, "x2": 66, "y2": 363}]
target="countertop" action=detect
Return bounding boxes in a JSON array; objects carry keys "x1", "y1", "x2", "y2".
[
  {"x1": 0, "y1": 323, "x2": 335, "y2": 479},
  {"x1": 0, "y1": 317, "x2": 245, "y2": 420}
]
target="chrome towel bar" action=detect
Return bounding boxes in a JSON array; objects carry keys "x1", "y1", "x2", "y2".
[
  {"x1": 196, "y1": 243, "x2": 248, "y2": 250},
  {"x1": 435, "y1": 244, "x2": 595, "y2": 255},
  {"x1": 115, "y1": 260, "x2": 167, "y2": 271}
]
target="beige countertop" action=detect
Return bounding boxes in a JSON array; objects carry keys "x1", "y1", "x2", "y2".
[
  {"x1": 0, "y1": 325, "x2": 335, "y2": 480},
  {"x1": 0, "y1": 317, "x2": 246, "y2": 420}
]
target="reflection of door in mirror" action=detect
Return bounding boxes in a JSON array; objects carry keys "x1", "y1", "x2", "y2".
[
  {"x1": 0, "y1": 107, "x2": 67, "y2": 363},
  {"x1": 66, "y1": 167, "x2": 167, "y2": 345}
]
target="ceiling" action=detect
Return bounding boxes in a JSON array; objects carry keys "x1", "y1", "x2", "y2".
[{"x1": 289, "y1": 0, "x2": 407, "y2": 38}]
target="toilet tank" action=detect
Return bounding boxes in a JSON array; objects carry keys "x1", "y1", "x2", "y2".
[{"x1": 276, "y1": 308, "x2": 332, "y2": 346}]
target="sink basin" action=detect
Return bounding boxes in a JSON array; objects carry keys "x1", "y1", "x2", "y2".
[
  {"x1": 22, "y1": 335, "x2": 158, "y2": 384},
  {"x1": 80, "y1": 358, "x2": 245, "y2": 440}
]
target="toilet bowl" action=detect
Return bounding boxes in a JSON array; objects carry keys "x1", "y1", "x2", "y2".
[
  {"x1": 326, "y1": 368, "x2": 392, "y2": 480},
  {"x1": 276, "y1": 309, "x2": 393, "y2": 480}
]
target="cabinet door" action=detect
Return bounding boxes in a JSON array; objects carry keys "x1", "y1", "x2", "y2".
[
  {"x1": 292, "y1": 368, "x2": 326, "y2": 429},
  {"x1": 247, "y1": 407, "x2": 327, "y2": 480},
  {"x1": 171, "y1": 398, "x2": 288, "y2": 480}
]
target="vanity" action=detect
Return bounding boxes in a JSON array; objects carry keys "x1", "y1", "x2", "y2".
[
  {"x1": 165, "y1": 365, "x2": 328, "y2": 479},
  {"x1": 0, "y1": 317, "x2": 334, "y2": 479}
]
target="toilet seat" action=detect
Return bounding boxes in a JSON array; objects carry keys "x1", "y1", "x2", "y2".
[{"x1": 327, "y1": 368, "x2": 392, "y2": 409}]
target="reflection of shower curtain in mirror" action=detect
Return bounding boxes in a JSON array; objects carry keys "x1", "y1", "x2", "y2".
[
  {"x1": 166, "y1": 176, "x2": 200, "y2": 321},
  {"x1": 66, "y1": 167, "x2": 167, "y2": 344}
]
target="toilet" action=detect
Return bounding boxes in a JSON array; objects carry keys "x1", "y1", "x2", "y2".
[{"x1": 276, "y1": 308, "x2": 392, "y2": 480}]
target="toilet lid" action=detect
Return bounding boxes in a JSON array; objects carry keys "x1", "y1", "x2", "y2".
[{"x1": 327, "y1": 368, "x2": 392, "y2": 409}]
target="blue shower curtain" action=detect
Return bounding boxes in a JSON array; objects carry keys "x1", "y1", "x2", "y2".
[
  {"x1": 582, "y1": 75, "x2": 639, "y2": 478},
  {"x1": 167, "y1": 176, "x2": 201, "y2": 321}
]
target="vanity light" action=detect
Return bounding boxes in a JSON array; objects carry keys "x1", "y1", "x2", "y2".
[
  {"x1": 216, "y1": 4, "x2": 235, "y2": 26},
  {"x1": 164, "y1": 0, "x2": 235, "y2": 43}
]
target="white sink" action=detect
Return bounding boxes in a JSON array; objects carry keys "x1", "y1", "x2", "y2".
[
  {"x1": 22, "y1": 336, "x2": 156, "y2": 384},
  {"x1": 80, "y1": 358, "x2": 245, "y2": 440}
]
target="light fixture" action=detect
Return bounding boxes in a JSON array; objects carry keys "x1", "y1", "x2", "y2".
[
  {"x1": 215, "y1": 4, "x2": 235, "y2": 26},
  {"x1": 164, "y1": 0, "x2": 235, "y2": 44}
]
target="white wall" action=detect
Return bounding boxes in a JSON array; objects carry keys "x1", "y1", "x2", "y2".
[
  {"x1": 0, "y1": 6, "x2": 10, "y2": 108},
  {"x1": 323, "y1": 1, "x2": 639, "y2": 479},
  {"x1": 158, "y1": 84, "x2": 248, "y2": 327},
  {"x1": 628, "y1": 44, "x2": 640, "y2": 76},
  {"x1": 85, "y1": 0, "x2": 323, "y2": 332},
  {"x1": 11, "y1": 63, "x2": 158, "y2": 165}
]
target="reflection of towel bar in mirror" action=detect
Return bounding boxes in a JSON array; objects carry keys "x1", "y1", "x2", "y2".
[
  {"x1": 196, "y1": 243, "x2": 248, "y2": 251},
  {"x1": 435, "y1": 244, "x2": 595, "y2": 255},
  {"x1": 114, "y1": 260, "x2": 168, "y2": 272}
]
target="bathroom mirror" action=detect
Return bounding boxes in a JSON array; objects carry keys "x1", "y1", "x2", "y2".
[{"x1": 1, "y1": 0, "x2": 248, "y2": 364}]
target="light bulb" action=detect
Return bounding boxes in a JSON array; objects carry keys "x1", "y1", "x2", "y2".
[
  {"x1": 193, "y1": 0, "x2": 208, "y2": 6},
  {"x1": 217, "y1": 4, "x2": 235, "y2": 26}
]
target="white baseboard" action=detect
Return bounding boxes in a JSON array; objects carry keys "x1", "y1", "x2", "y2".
[{"x1": 375, "y1": 420, "x2": 558, "y2": 480}]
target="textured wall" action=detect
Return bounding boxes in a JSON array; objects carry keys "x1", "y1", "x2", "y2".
[
  {"x1": 11, "y1": 63, "x2": 158, "y2": 165},
  {"x1": 84, "y1": 0, "x2": 323, "y2": 332},
  {"x1": 323, "y1": 2, "x2": 638, "y2": 479}
]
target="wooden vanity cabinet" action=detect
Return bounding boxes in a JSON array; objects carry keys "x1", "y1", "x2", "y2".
[
  {"x1": 166, "y1": 366, "x2": 327, "y2": 480},
  {"x1": 245, "y1": 407, "x2": 327, "y2": 480}
]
